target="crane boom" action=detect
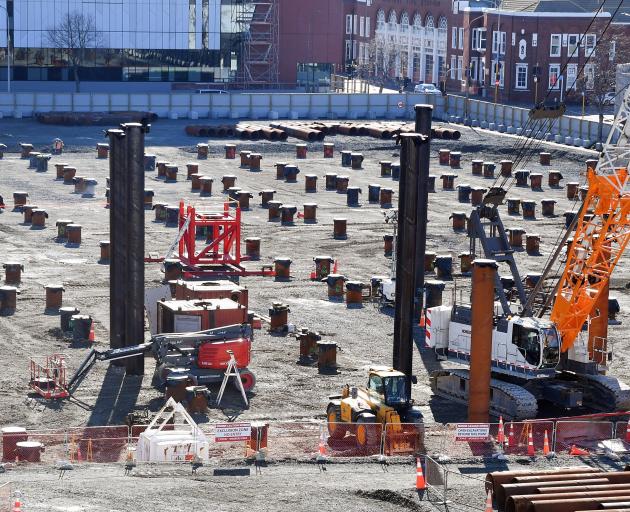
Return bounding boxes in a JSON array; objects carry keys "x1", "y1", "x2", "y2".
[{"x1": 551, "y1": 89, "x2": 630, "y2": 352}]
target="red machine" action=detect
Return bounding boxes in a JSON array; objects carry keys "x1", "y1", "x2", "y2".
[
  {"x1": 157, "y1": 298, "x2": 248, "y2": 333},
  {"x1": 176, "y1": 201, "x2": 273, "y2": 278}
]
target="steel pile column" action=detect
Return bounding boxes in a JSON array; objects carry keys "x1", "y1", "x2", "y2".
[
  {"x1": 414, "y1": 105, "x2": 432, "y2": 297},
  {"x1": 393, "y1": 134, "x2": 425, "y2": 396},
  {"x1": 108, "y1": 123, "x2": 146, "y2": 375},
  {"x1": 468, "y1": 258, "x2": 498, "y2": 423}
]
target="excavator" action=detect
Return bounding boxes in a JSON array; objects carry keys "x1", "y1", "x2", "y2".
[{"x1": 425, "y1": 88, "x2": 630, "y2": 419}]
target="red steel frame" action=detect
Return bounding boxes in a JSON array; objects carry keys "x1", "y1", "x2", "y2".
[{"x1": 177, "y1": 201, "x2": 274, "y2": 277}]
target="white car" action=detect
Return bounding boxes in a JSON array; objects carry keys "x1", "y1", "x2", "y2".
[
  {"x1": 602, "y1": 92, "x2": 616, "y2": 106},
  {"x1": 414, "y1": 83, "x2": 441, "y2": 94}
]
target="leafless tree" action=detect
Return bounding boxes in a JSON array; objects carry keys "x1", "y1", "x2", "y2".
[
  {"x1": 580, "y1": 27, "x2": 629, "y2": 141},
  {"x1": 47, "y1": 12, "x2": 103, "y2": 93}
]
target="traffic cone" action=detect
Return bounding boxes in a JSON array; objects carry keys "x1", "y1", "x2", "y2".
[
  {"x1": 12, "y1": 497, "x2": 22, "y2": 512},
  {"x1": 416, "y1": 457, "x2": 426, "y2": 490},
  {"x1": 418, "y1": 310, "x2": 426, "y2": 327},
  {"x1": 507, "y1": 422, "x2": 515, "y2": 450},
  {"x1": 497, "y1": 416, "x2": 505, "y2": 446},
  {"x1": 484, "y1": 490, "x2": 493, "y2": 512},
  {"x1": 318, "y1": 430, "x2": 327, "y2": 457},
  {"x1": 527, "y1": 429, "x2": 535, "y2": 456},
  {"x1": 625, "y1": 421, "x2": 630, "y2": 443},
  {"x1": 569, "y1": 444, "x2": 589, "y2": 456},
  {"x1": 543, "y1": 430, "x2": 550, "y2": 456},
  {"x1": 332, "y1": 260, "x2": 338, "y2": 273},
  {"x1": 310, "y1": 270, "x2": 317, "y2": 280},
  {"x1": 88, "y1": 321, "x2": 95, "y2": 343}
]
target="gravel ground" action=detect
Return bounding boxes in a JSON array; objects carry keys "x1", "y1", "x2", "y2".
[{"x1": 0, "y1": 117, "x2": 629, "y2": 510}]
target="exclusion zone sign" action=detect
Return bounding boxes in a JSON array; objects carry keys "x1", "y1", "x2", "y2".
[{"x1": 215, "y1": 422, "x2": 252, "y2": 442}]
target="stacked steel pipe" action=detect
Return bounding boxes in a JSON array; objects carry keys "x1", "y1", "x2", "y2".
[
  {"x1": 486, "y1": 467, "x2": 630, "y2": 512},
  {"x1": 269, "y1": 123, "x2": 325, "y2": 142},
  {"x1": 185, "y1": 125, "x2": 237, "y2": 137}
]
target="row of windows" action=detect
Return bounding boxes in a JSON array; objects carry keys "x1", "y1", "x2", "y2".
[
  {"x1": 456, "y1": 29, "x2": 598, "y2": 59},
  {"x1": 345, "y1": 15, "x2": 371, "y2": 37},
  {"x1": 375, "y1": 9, "x2": 447, "y2": 31},
  {"x1": 449, "y1": 55, "x2": 595, "y2": 91}
]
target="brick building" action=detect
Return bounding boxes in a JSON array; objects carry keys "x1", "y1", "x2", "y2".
[{"x1": 332, "y1": 0, "x2": 630, "y2": 104}]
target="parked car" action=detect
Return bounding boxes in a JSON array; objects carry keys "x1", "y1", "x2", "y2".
[
  {"x1": 414, "y1": 83, "x2": 441, "y2": 95},
  {"x1": 602, "y1": 91, "x2": 616, "y2": 106}
]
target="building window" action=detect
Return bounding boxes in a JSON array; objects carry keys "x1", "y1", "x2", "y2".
[
  {"x1": 549, "y1": 64, "x2": 561, "y2": 89},
  {"x1": 472, "y1": 28, "x2": 487, "y2": 51},
  {"x1": 610, "y1": 40, "x2": 616, "y2": 61},
  {"x1": 450, "y1": 55, "x2": 456, "y2": 79},
  {"x1": 566, "y1": 64, "x2": 577, "y2": 90},
  {"x1": 365, "y1": 17, "x2": 371, "y2": 37},
  {"x1": 354, "y1": 15, "x2": 359, "y2": 35},
  {"x1": 532, "y1": 33, "x2": 538, "y2": 47},
  {"x1": 352, "y1": 40, "x2": 358, "y2": 60},
  {"x1": 584, "y1": 64, "x2": 594, "y2": 90},
  {"x1": 452, "y1": 27, "x2": 457, "y2": 49},
  {"x1": 515, "y1": 63, "x2": 527, "y2": 89},
  {"x1": 492, "y1": 61, "x2": 505, "y2": 87},
  {"x1": 458, "y1": 28, "x2": 464, "y2": 49},
  {"x1": 457, "y1": 56, "x2": 463, "y2": 80},
  {"x1": 492, "y1": 31, "x2": 506, "y2": 55},
  {"x1": 512, "y1": 33, "x2": 516, "y2": 46},
  {"x1": 345, "y1": 40, "x2": 352, "y2": 61},
  {"x1": 346, "y1": 15, "x2": 352, "y2": 35},
  {"x1": 567, "y1": 34, "x2": 579, "y2": 58},
  {"x1": 376, "y1": 10, "x2": 385, "y2": 31},
  {"x1": 470, "y1": 57, "x2": 478, "y2": 81},
  {"x1": 388, "y1": 11, "x2": 397, "y2": 31},
  {"x1": 584, "y1": 34, "x2": 596, "y2": 57},
  {"x1": 360, "y1": 17, "x2": 365, "y2": 37},
  {"x1": 550, "y1": 34, "x2": 561, "y2": 57}
]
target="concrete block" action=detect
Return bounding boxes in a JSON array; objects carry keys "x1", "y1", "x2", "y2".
[
  {"x1": 545, "y1": 132, "x2": 554, "y2": 141},
  {"x1": 348, "y1": 110, "x2": 359, "y2": 120},
  {"x1": 14, "y1": 110, "x2": 22, "y2": 119},
  {"x1": 489, "y1": 122, "x2": 496, "y2": 131},
  {"x1": 169, "y1": 111, "x2": 179, "y2": 120},
  {"x1": 471, "y1": 119, "x2": 479, "y2": 127},
  {"x1": 455, "y1": 116, "x2": 463, "y2": 124},
  {"x1": 564, "y1": 136, "x2": 573, "y2": 145},
  {"x1": 449, "y1": 115, "x2": 457, "y2": 123},
  {"x1": 498, "y1": 124, "x2": 506, "y2": 133},
  {"x1": 525, "y1": 129, "x2": 532, "y2": 137},
  {"x1": 230, "y1": 110, "x2": 240, "y2": 119},
  {"x1": 189, "y1": 111, "x2": 199, "y2": 120},
  {"x1": 582, "y1": 139, "x2": 591, "y2": 148},
  {"x1": 595, "y1": 142, "x2": 603, "y2": 151},
  {"x1": 268, "y1": 110, "x2": 279, "y2": 120},
  {"x1": 554, "y1": 134, "x2": 563, "y2": 143},
  {"x1": 573, "y1": 137, "x2": 582, "y2": 147},
  {"x1": 507, "y1": 126, "x2": 515, "y2": 134},
  {"x1": 516, "y1": 128, "x2": 523, "y2": 135},
  {"x1": 480, "y1": 121, "x2": 488, "y2": 129},
  {"x1": 367, "y1": 111, "x2": 377, "y2": 120},
  {"x1": 289, "y1": 111, "x2": 299, "y2": 120}
]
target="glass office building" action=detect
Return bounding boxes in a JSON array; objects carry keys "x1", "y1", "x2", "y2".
[{"x1": 0, "y1": 0, "x2": 241, "y2": 82}]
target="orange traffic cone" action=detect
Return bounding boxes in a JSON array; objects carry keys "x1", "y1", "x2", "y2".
[
  {"x1": 418, "y1": 310, "x2": 426, "y2": 327},
  {"x1": 507, "y1": 422, "x2": 515, "y2": 450},
  {"x1": 318, "y1": 431, "x2": 327, "y2": 458},
  {"x1": 569, "y1": 444, "x2": 589, "y2": 456},
  {"x1": 416, "y1": 457, "x2": 426, "y2": 490},
  {"x1": 310, "y1": 270, "x2": 317, "y2": 280},
  {"x1": 12, "y1": 498, "x2": 22, "y2": 512},
  {"x1": 332, "y1": 260, "x2": 338, "y2": 273},
  {"x1": 543, "y1": 430, "x2": 550, "y2": 456},
  {"x1": 484, "y1": 490, "x2": 493, "y2": 512},
  {"x1": 625, "y1": 421, "x2": 630, "y2": 443},
  {"x1": 497, "y1": 416, "x2": 505, "y2": 446},
  {"x1": 527, "y1": 430, "x2": 535, "y2": 456},
  {"x1": 88, "y1": 321, "x2": 95, "y2": 343}
]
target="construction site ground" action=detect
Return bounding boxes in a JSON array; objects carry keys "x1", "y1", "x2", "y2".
[{"x1": 0, "y1": 117, "x2": 629, "y2": 510}]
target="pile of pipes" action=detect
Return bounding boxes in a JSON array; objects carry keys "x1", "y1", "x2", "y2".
[
  {"x1": 486, "y1": 466, "x2": 630, "y2": 512},
  {"x1": 36, "y1": 111, "x2": 158, "y2": 126},
  {"x1": 185, "y1": 125, "x2": 237, "y2": 138},
  {"x1": 269, "y1": 123, "x2": 325, "y2": 142},
  {"x1": 238, "y1": 125, "x2": 288, "y2": 141}
]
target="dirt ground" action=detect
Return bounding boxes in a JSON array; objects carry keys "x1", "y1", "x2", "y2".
[{"x1": 0, "y1": 117, "x2": 629, "y2": 510}]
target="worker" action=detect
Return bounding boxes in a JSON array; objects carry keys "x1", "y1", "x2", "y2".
[{"x1": 53, "y1": 138, "x2": 64, "y2": 155}]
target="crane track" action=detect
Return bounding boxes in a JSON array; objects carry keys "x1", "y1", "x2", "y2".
[
  {"x1": 431, "y1": 369, "x2": 538, "y2": 420},
  {"x1": 578, "y1": 373, "x2": 630, "y2": 411}
]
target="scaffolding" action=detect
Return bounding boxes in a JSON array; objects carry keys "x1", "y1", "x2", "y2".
[{"x1": 233, "y1": 0, "x2": 279, "y2": 88}]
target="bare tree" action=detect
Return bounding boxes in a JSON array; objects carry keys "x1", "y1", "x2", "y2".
[
  {"x1": 47, "y1": 12, "x2": 103, "y2": 93},
  {"x1": 580, "y1": 27, "x2": 630, "y2": 142}
]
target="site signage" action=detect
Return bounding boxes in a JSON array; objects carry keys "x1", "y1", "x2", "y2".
[
  {"x1": 455, "y1": 423, "x2": 490, "y2": 441},
  {"x1": 215, "y1": 422, "x2": 252, "y2": 442}
]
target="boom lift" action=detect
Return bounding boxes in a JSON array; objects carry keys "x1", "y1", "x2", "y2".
[
  {"x1": 65, "y1": 324, "x2": 256, "y2": 395},
  {"x1": 426, "y1": 89, "x2": 630, "y2": 419}
]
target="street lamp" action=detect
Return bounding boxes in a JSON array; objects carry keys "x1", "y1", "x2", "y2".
[{"x1": 0, "y1": 3, "x2": 10, "y2": 93}]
